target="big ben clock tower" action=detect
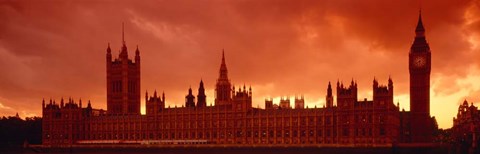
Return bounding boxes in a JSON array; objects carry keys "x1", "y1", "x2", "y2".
[{"x1": 409, "y1": 12, "x2": 433, "y2": 142}]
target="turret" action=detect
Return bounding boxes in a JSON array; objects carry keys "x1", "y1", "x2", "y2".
[
  {"x1": 372, "y1": 77, "x2": 394, "y2": 108},
  {"x1": 135, "y1": 45, "x2": 140, "y2": 67},
  {"x1": 265, "y1": 98, "x2": 273, "y2": 110},
  {"x1": 87, "y1": 100, "x2": 92, "y2": 109},
  {"x1": 326, "y1": 82, "x2": 333, "y2": 108},
  {"x1": 215, "y1": 49, "x2": 232, "y2": 109},
  {"x1": 162, "y1": 91, "x2": 165, "y2": 102},
  {"x1": 279, "y1": 97, "x2": 291, "y2": 109},
  {"x1": 336, "y1": 80, "x2": 357, "y2": 108},
  {"x1": 145, "y1": 90, "x2": 148, "y2": 103},
  {"x1": 197, "y1": 80, "x2": 207, "y2": 108},
  {"x1": 295, "y1": 95, "x2": 305, "y2": 109},
  {"x1": 106, "y1": 42, "x2": 112, "y2": 57},
  {"x1": 249, "y1": 86, "x2": 252, "y2": 96},
  {"x1": 135, "y1": 45, "x2": 140, "y2": 59},
  {"x1": 388, "y1": 76, "x2": 394, "y2": 95},
  {"x1": 185, "y1": 87, "x2": 195, "y2": 108}
]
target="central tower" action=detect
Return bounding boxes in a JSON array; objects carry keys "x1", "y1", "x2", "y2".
[
  {"x1": 106, "y1": 24, "x2": 141, "y2": 115},
  {"x1": 408, "y1": 12, "x2": 432, "y2": 142},
  {"x1": 215, "y1": 50, "x2": 232, "y2": 109}
]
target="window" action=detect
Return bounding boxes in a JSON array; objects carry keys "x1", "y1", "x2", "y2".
[
  {"x1": 237, "y1": 131, "x2": 243, "y2": 137},
  {"x1": 343, "y1": 128, "x2": 348, "y2": 136},
  {"x1": 379, "y1": 115, "x2": 384, "y2": 124},
  {"x1": 326, "y1": 116, "x2": 331, "y2": 125}
]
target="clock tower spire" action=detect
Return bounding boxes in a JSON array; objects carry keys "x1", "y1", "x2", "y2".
[{"x1": 408, "y1": 11, "x2": 432, "y2": 143}]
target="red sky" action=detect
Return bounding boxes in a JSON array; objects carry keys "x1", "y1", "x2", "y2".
[{"x1": 0, "y1": 0, "x2": 479, "y2": 129}]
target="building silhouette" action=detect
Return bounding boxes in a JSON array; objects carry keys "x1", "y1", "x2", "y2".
[
  {"x1": 398, "y1": 12, "x2": 436, "y2": 143},
  {"x1": 106, "y1": 23, "x2": 141, "y2": 115},
  {"x1": 452, "y1": 100, "x2": 480, "y2": 152},
  {"x1": 42, "y1": 14, "x2": 435, "y2": 146}
]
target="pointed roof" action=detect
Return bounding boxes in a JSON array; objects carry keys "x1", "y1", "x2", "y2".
[
  {"x1": 219, "y1": 49, "x2": 228, "y2": 79},
  {"x1": 415, "y1": 11, "x2": 425, "y2": 32},
  {"x1": 327, "y1": 81, "x2": 332, "y2": 96},
  {"x1": 221, "y1": 49, "x2": 227, "y2": 69},
  {"x1": 122, "y1": 22, "x2": 126, "y2": 45},
  {"x1": 411, "y1": 10, "x2": 430, "y2": 52},
  {"x1": 107, "y1": 43, "x2": 111, "y2": 53},
  {"x1": 199, "y1": 79, "x2": 204, "y2": 88},
  {"x1": 120, "y1": 23, "x2": 128, "y2": 58}
]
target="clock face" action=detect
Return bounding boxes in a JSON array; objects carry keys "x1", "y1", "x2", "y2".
[{"x1": 414, "y1": 56, "x2": 426, "y2": 67}]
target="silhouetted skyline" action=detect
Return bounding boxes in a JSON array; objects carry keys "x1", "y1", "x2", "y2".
[{"x1": 0, "y1": 0, "x2": 479, "y2": 130}]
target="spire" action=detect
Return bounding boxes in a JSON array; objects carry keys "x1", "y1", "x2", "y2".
[
  {"x1": 120, "y1": 23, "x2": 128, "y2": 58},
  {"x1": 107, "y1": 43, "x2": 111, "y2": 54},
  {"x1": 219, "y1": 49, "x2": 228, "y2": 79},
  {"x1": 222, "y1": 49, "x2": 225, "y2": 64},
  {"x1": 87, "y1": 100, "x2": 92, "y2": 108},
  {"x1": 415, "y1": 10, "x2": 425, "y2": 37},
  {"x1": 145, "y1": 90, "x2": 148, "y2": 101},
  {"x1": 411, "y1": 10, "x2": 430, "y2": 53},
  {"x1": 162, "y1": 91, "x2": 165, "y2": 102},
  {"x1": 197, "y1": 79, "x2": 207, "y2": 108},
  {"x1": 327, "y1": 81, "x2": 332, "y2": 96},
  {"x1": 122, "y1": 22, "x2": 125, "y2": 45}
]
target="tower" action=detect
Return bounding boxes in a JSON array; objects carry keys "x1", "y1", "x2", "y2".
[
  {"x1": 265, "y1": 98, "x2": 273, "y2": 110},
  {"x1": 215, "y1": 50, "x2": 232, "y2": 109},
  {"x1": 146, "y1": 91, "x2": 165, "y2": 116},
  {"x1": 197, "y1": 80, "x2": 207, "y2": 108},
  {"x1": 409, "y1": 12, "x2": 432, "y2": 142},
  {"x1": 185, "y1": 87, "x2": 195, "y2": 108},
  {"x1": 336, "y1": 80, "x2": 357, "y2": 109},
  {"x1": 106, "y1": 24, "x2": 141, "y2": 115},
  {"x1": 326, "y1": 82, "x2": 333, "y2": 108},
  {"x1": 294, "y1": 96, "x2": 304, "y2": 109},
  {"x1": 372, "y1": 77, "x2": 394, "y2": 108}
]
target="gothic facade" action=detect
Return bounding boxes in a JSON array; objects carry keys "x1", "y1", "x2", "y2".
[
  {"x1": 452, "y1": 100, "x2": 480, "y2": 150},
  {"x1": 42, "y1": 14, "x2": 434, "y2": 146},
  {"x1": 106, "y1": 26, "x2": 141, "y2": 115}
]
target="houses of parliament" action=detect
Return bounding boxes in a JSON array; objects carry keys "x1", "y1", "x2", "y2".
[{"x1": 41, "y1": 14, "x2": 436, "y2": 146}]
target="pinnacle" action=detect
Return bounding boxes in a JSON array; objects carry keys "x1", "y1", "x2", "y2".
[{"x1": 415, "y1": 11, "x2": 425, "y2": 32}]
